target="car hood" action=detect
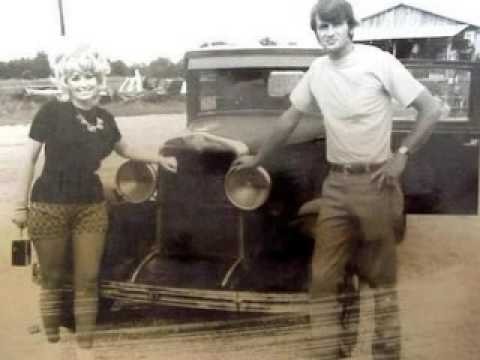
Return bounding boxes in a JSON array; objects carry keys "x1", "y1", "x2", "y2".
[{"x1": 167, "y1": 113, "x2": 324, "y2": 154}]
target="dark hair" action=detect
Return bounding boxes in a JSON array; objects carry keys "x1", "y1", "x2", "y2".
[{"x1": 310, "y1": 0, "x2": 359, "y2": 32}]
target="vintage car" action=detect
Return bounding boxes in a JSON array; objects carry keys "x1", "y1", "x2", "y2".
[
  {"x1": 98, "y1": 47, "x2": 480, "y2": 314},
  {"x1": 24, "y1": 84, "x2": 63, "y2": 98},
  {"x1": 24, "y1": 83, "x2": 113, "y2": 102}
]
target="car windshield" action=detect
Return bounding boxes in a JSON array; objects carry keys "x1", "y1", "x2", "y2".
[
  {"x1": 196, "y1": 69, "x2": 303, "y2": 114},
  {"x1": 194, "y1": 65, "x2": 471, "y2": 122},
  {"x1": 394, "y1": 66, "x2": 471, "y2": 122}
]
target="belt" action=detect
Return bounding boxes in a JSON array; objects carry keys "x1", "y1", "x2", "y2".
[{"x1": 329, "y1": 162, "x2": 385, "y2": 175}]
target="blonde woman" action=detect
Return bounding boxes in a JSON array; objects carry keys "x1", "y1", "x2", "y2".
[{"x1": 11, "y1": 45, "x2": 176, "y2": 358}]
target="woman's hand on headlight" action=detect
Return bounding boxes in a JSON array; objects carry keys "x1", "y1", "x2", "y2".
[
  {"x1": 159, "y1": 156, "x2": 178, "y2": 173},
  {"x1": 231, "y1": 155, "x2": 259, "y2": 171}
]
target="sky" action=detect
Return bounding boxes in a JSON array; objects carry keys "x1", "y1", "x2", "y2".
[{"x1": 1, "y1": 0, "x2": 479, "y2": 64}]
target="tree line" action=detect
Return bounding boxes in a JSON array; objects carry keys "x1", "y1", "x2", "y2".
[
  {"x1": 1, "y1": 37, "x2": 286, "y2": 80},
  {"x1": 0, "y1": 51, "x2": 185, "y2": 80},
  {"x1": 110, "y1": 58, "x2": 185, "y2": 79},
  {"x1": 0, "y1": 52, "x2": 51, "y2": 79},
  {"x1": 105, "y1": 35, "x2": 284, "y2": 79}
]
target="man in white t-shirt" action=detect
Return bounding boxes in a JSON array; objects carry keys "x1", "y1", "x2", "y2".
[{"x1": 234, "y1": 0, "x2": 443, "y2": 358}]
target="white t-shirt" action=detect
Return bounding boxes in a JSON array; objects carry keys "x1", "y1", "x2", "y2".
[{"x1": 290, "y1": 44, "x2": 425, "y2": 164}]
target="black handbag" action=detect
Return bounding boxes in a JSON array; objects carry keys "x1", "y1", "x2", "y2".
[{"x1": 11, "y1": 229, "x2": 31, "y2": 266}]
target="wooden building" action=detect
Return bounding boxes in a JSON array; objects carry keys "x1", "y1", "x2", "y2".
[{"x1": 354, "y1": 3, "x2": 480, "y2": 61}]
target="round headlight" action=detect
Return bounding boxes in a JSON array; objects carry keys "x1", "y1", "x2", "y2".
[
  {"x1": 225, "y1": 166, "x2": 271, "y2": 210},
  {"x1": 115, "y1": 160, "x2": 157, "y2": 203}
]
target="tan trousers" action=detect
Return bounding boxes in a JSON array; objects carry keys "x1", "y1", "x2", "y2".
[{"x1": 309, "y1": 171, "x2": 403, "y2": 359}]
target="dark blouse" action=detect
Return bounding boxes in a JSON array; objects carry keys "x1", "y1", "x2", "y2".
[{"x1": 29, "y1": 100, "x2": 121, "y2": 204}]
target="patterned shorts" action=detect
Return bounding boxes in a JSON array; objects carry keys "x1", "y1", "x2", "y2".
[{"x1": 28, "y1": 202, "x2": 109, "y2": 240}]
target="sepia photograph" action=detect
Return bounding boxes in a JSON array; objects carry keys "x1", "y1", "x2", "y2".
[{"x1": 1, "y1": 0, "x2": 480, "y2": 359}]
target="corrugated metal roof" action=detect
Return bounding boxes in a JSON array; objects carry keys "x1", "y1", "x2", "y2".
[
  {"x1": 362, "y1": 3, "x2": 476, "y2": 26},
  {"x1": 354, "y1": 23, "x2": 469, "y2": 41},
  {"x1": 355, "y1": 2, "x2": 479, "y2": 42}
]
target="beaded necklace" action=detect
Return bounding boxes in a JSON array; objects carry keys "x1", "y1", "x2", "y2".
[{"x1": 75, "y1": 108, "x2": 104, "y2": 132}]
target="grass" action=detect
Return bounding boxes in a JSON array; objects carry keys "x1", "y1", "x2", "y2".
[
  {"x1": 0, "y1": 96, "x2": 42, "y2": 125},
  {"x1": 0, "y1": 76, "x2": 186, "y2": 126},
  {"x1": 0, "y1": 76, "x2": 127, "y2": 96},
  {"x1": 0, "y1": 95, "x2": 186, "y2": 126}
]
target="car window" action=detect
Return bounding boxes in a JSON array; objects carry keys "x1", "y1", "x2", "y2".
[
  {"x1": 267, "y1": 71, "x2": 305, "y2": 97},
  {"x1": 195, "y1": 65, "x2": 471, "y2": 122},
  {"x1": 395, "y1": 66, "x2": 471, "y2": 122},
  {"x1": 197, "y1": 69, "x2": 297, "y2": 114}
]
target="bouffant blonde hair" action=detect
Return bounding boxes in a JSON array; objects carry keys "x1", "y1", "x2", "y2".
[{"x1": 51, "y1": 44, "x2": 111, "y2": 97}]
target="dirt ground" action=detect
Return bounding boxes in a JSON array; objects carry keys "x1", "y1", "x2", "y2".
[{"x1": 1, "y1": 114, "x2": 480, "y2": 359}]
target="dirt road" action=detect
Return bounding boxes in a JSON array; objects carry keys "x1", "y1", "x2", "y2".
[{"x1": 1, "y1": 114, "x2": 480, "y2": 359}]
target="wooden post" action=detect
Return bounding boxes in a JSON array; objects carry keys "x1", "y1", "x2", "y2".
[
  {"x1": 446, "y1": 38, "x2": 457, "y2": 61},
  {"x1": 58, "y1": 0, "x2": 66, "y2": 36}
]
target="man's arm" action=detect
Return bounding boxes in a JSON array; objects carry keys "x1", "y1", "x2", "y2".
[
  {"x1": 372, "y1": 89, "x2": 444, "y2": 187},
  {"x1": 233, "y1": 106, "x2": 304, "y2": 169},
  {"x1": 398, "y1": 90, "x2": 446, "y2": 153}
]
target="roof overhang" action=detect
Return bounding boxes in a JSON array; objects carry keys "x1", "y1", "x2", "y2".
[
  {"x1": 354, "y1": 23, "x2": 469, "y2": 41},
  {"x1": 185, "y1": 47, "x2": 325, "y2": 70}
]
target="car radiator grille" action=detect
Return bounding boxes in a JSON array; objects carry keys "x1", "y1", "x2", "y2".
[{"x1": 157, "y1": 149, "x2": 242, "y2": 260}]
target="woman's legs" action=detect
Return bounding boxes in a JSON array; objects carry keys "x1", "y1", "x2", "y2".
[
  {"x1": 72, "y1": 203, "x2": 108, "y2": 349},
  {"x1": 28, "y1": 203, "x2": 70, "y2": 343}
]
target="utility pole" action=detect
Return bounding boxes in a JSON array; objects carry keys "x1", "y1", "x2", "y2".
[{"x1": 58, "y1": 0, "x2": 66, "y2": 36}]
